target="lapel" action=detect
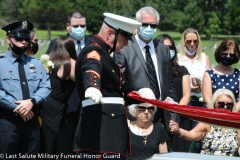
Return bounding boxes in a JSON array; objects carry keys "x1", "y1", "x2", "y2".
[
  {"x1": 153, "y1": 40, "x2": 163, "y2": 88},
  {"x1": 132, "y1": 37, "x2": 149, "y2": 75}
]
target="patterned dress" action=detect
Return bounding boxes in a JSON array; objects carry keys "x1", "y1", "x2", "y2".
[
  {"x1": 201, "y1": 125, "x2": 239, "y2": 156},
  {"x1": 206, "y1": 68, "x2": 240, "y2": 101}
]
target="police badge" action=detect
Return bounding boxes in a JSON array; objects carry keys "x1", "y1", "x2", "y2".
[
  {"x1": 21, "y1": 20, "x2": 28, "y2": 29},
  {"x1": 30, "y1": 64, "x2": 36, "y2": 73}
]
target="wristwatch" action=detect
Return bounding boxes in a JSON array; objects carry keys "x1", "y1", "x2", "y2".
[{"x1": 31, "y1": 98, "x2": 37, "y2": 106}]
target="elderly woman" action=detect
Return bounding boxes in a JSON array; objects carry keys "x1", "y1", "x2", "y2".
[
  {"x1": 127, "y1": 88, "x2": 169, "y2": 160},
  {"x1": 170, "y1": 88, "x2": 240, "y2": 157}
]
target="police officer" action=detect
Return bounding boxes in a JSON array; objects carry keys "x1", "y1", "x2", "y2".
[
  {"x1": 0, "y1": 21, "x2": 51, "y2": 159},
  {"x1": 74, "y1": 13, "x2": 141, "y2": 159}
]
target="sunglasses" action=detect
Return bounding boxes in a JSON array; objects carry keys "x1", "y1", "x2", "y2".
[
  {"x1": 11, "y1": 36, "x2": 30, "y2": 42},
  {"x1": 72, "y1": 25, "x2": 86, "y2": 28},
  {"x1": 142, "y1": 23, "x2": 157, "y2": 29},
  {"x1": 137, "y1": 106, "x2": 155, "y2": 112},
  {"x1": 221, "y1": 52, "x2": 236, "y2": 59},
  {"x1": 185, "y1": 39, "x2": 198, "y2": 45},
  {"x1": 217, "y1": 101, "x2": 233, "y2": 111}
]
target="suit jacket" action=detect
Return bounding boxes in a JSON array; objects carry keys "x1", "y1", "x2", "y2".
[
  {"x1": 113, "y1": 36, "x2": 179, "y2": 130},
  {"x1": 45, "y1": 34, "x2": 92, "y2": 113}
]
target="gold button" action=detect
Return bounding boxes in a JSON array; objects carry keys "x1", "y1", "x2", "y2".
[
  {"x1": 112, "y1": 70, "x2": 115, "y2": 73},
  {"x1": 111, "y1": 113, "x2": 114, "y2": 117},
  {"x1": 94, "y1": 83, "x2": 97, "y2": 85},
  {"x1": 94, "y1": 76, "x2": 96, "y2": 78}
]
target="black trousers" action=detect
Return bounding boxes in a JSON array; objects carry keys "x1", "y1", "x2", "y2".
[{"x1": 0, "y1": 114, "x2": 40, "y2": 160}]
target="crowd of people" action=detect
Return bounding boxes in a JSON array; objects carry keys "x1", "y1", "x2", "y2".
[{"x1": 0, "y1": 5, "x2": 240, "y2": 160}]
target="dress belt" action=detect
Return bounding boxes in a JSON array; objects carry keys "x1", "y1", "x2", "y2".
[{"x1": 82, "y1": 97, "x2": 124, "y2": 108}]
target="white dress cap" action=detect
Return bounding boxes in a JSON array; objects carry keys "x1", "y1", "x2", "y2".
[{"x1": 103, "y1": 13, "x2": 141, "y2": 40}]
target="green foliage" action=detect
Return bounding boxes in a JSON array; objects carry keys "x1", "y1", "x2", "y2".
[{"x1": 204, "y1": 11, "x2": 221, "y2": 39}]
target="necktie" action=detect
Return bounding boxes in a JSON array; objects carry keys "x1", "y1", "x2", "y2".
[
  {"x1": 77, "y1": 41, "x2": 81, "y2": 56},
  {"x1": 145, "y1": 45, "x2": 160, "y2": 99},
  {"x1": 16, "y1": 58, "x2": 30, "y2": 100}
]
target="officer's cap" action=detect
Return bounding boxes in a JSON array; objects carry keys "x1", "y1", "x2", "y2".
[
  {"x1": 103, "y1": 13, "x2": 141, "y2": 41},
  {"x1": 1, "y1": 20, "x2": 34, "y2": 36}
]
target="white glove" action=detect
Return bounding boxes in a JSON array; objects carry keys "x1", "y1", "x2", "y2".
[
  {"x1": 137, "y1": 88, "x2": 156, "y2": 99},
  {"x1": 85, "y1": 87, "x2": 104, "y2": 104}
]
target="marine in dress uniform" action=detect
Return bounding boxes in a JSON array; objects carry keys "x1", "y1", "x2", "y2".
[
  {"x1": 0, "y1": 21, "x2": 51, "y2": 159},
  {"x1": 74, "y1": 13, "x2": 141, "y2": 159}
]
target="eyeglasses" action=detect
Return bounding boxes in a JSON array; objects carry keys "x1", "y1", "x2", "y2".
[
  {"x1": 185, "y1": 39, "x2": 198, "y2": 45},
  {"x1": 71, "y1": 25, "x2": 86, "y2": 28},
  {"x1": 137, "y1": 106, "x2": 155, "y2": 112},
  {"x1": 217, "y1": 101, "x2": 234, "y2": 111},
  {"x1": 221, "y1": 52, "x2": 236, "y2": 59},
  {"x1": 142, "y1": 23, "x2": 157, "y2": 29}
]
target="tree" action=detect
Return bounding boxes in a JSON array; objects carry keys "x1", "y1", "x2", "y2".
[
  {"x1": 204, "y1": 11, "x2": 221, "y2": 39},
  {"x1": 19, "y1": 0, "x2": 74, "y2": 40}
]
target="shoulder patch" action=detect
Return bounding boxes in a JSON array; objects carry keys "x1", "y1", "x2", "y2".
[{"x1": 87, "y1": 50, "x2": 101, "y2": 61}]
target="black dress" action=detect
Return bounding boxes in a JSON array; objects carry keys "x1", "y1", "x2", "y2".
[
  {"x1": 127, "y1": 122, "x2": 169, "y2": 160},
  {"x1": 41, "y1": 73, "x2": 75, "y2": 154},
  {"x1": 170, "y1": 65, "x2": 192, "y2": 152}
]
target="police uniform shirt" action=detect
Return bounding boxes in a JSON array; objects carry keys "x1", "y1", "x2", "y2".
[{"x1": 0, "y1": 50, "x2": 51, "y2": 110}]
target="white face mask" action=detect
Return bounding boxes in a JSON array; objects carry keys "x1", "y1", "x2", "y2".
[{"x1": 185, "y1": 47, "x2": 197, "y2": 56}]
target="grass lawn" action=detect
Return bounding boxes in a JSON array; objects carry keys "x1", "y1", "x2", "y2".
[{"x1": 0, "y1": 29, "x2": 240, "y2": 68}]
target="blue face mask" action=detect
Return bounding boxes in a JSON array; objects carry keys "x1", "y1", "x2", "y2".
[
  {"x1": 220, "y1": 56, "x2": 234, "y2": 66},
  {"x1": 139, "y1": 26, "x2": 156, "y2": 41},
  {"x1": 71, "y1": 27, "x2": 85, "y2": 40},
  {"x1": 170, "y1": 50, "x2": 175, "y2": 59}
]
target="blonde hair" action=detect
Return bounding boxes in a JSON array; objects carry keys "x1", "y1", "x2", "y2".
[
  {"x1": 179, "y1": 28, "x2": 203, "y2": 64},
  {"x1": 209, "y1": 88, "x2": 237, "y2": 112}
]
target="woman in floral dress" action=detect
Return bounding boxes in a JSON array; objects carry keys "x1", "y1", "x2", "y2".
[{"x1": 170, "y1": 88, "x2": 240, "y2": 156}]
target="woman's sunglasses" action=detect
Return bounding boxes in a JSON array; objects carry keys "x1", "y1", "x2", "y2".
[
  {"x1": 221, "y1": 52, "x2": 236, "y2": 59},
  {"x1": 137, "y1": 106, "x2": 155, "y2": 112},
  {"x1": 217, "y1": 101, "x2": 233, "y2": 111},
  {"x1": 185, "y1": 39, "x2": 198, "y2": 45}
]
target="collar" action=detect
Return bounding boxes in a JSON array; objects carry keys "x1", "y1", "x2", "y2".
[
  {"x1": 91, "y1": 35, "x2": 111, "y2": 54},
  {"x1": 135, "y1": 34, "x2": 154, "y2": 51},
  {"x1": 6, "y1": 50, "x2": 28, "y2": 64},
  {"x1": 75, "y1": 36, "x2": 85, "y2": 45}
]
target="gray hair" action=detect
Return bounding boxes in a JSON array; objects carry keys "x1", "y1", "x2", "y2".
[
  {"x1": 128, "y1": 103, "x2": 157, "y2": 118},
  {"x1": 136, "y1": 6, "x2": 160, "y2": 25},
  {"x1": 210, "y1": 88, "x2": 237, "y2": 112}
]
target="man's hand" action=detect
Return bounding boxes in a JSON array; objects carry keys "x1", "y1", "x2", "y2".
[
  {"x1": 13, "y1": 99, "x2": 34, "y2": 116},
  {"x1": 137, "y1": 88, "x2": 156, "y2": 99},
  {"x1": 22, "y1": 111, "x2": 34, "y2": 122},
  {"x1": 85, "y1": 87, "x2": 104, "y2": 104}
]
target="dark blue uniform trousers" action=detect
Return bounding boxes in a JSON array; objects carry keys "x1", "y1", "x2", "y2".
[{"x1": 0, "y1": 114, "x2": 40, "y2": 160}]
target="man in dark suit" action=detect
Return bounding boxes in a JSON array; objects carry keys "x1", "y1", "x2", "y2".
[
  {"x1": 113, "y1": 6, "x2": 179, "y2": 148},
  {"x1": 44, "y1": 11, "x2": 92, "y2": 157}
]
